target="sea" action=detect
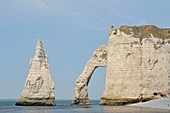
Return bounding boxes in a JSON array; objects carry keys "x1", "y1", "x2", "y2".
[{"x1": 0, "y1": 99, "x2": 170, "y2": 113}]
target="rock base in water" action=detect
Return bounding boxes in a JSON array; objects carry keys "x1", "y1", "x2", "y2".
[
  {"x1": 100, "y1": 97, "x2": 158, "y2": 106},
  {"x1": 15, "y1": 98, "x2": 56, "y2": 106},
  {"x1": 71, "y1": 98, "x2": 90, "y2": 105}
]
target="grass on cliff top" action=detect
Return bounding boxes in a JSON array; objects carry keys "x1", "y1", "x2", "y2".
[{"x1": 120, "y1": 25, "x2": 170, "y2": 39}]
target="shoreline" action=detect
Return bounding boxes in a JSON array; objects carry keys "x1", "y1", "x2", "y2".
[{"x1": 128, "y1": 98, "x2": 170, "y2": 110}]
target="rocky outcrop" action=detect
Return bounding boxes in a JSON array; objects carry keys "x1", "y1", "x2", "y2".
[
  {"x1": 72, "y1": 45, "x2": 107, "y2": 104},
  {"x1": 16, "y1": 40, "x2": 55, "y2": 106},
  {"x1": 73, "y1": 25, "x2": 170, "y2": 105}
]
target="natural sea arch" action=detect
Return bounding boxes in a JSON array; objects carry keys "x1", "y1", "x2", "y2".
[
  {"x1": 72, "y1": 45, "x2": 107, "y2": 104},
  {"x1": 88, "y1": 67, "x2": 106, "y2": 101}
]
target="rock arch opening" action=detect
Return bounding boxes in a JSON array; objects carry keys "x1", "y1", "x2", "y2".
[
  {"x1": 72, "y1": 45, "x2": 107, "y2": 105},
  {"x1": 88, "y1": 67, "x2": 106, "y2": 101}
]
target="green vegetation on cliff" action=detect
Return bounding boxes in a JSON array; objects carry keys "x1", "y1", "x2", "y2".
[{"x1": 120, "y1": 25, "x2": 170, "y2": 39}]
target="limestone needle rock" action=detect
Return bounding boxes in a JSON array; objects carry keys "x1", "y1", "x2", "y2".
[
  {"x1": 73, "y1": 25, "x2": 170, "y2": 105},
  {"x1": 16, "y1": 40, "x2": 55, "y2": 106}
]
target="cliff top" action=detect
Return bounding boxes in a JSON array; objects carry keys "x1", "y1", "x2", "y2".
[{"x1": 118, "y1": 25, "x2": 170, "y2": 39}]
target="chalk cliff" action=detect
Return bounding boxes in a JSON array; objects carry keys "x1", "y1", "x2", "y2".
[
  {"x1": 73, "y1": 25, "x2": 170, "y2": 105},
  {"x1": 16, "y1": 40, "x2": 55, "y2": 106}
]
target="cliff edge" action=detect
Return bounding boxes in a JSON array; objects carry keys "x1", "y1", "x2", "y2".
[{"x1": 73, "y1": 25, "x2": 170, "y2": 105}]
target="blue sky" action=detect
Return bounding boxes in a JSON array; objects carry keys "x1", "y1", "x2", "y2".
[{"x1": 0, "y1": 0, "x2": 169, "y2": 99}]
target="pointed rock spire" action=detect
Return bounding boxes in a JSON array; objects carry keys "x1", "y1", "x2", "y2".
[
  {"x1": 16, "y1": 40, "x2": 55, "y2": 106},
  {"x1": 34, "y1": 39, "x2": 46, "y2": 60}
]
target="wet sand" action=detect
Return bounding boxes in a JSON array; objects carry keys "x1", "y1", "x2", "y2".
[{"x1": 129, "y1": 98, "x2": 170, "y2": 110}]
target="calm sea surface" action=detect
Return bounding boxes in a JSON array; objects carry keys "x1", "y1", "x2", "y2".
[{"x1": 0, "y1": 99, "x2": 170, "y2": 113}]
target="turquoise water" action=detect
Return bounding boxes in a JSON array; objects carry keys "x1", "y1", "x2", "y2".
[{"x1": 0, "y1": 99, "x2": 170, "y2": 113}]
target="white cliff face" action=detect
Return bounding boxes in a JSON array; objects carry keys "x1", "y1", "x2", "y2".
[
  {"x1": 73, "y1": 25, "x2": 170, "y2": 105},
  {"x1": 101, "y1": 26, "x2": 170, "y2": 105},
  {"x1": 72, "y1": 45, "x2": 107, "y2": 104},
  {"x1": 16, "y1": 40, "x2": 55, "y2": 106}
]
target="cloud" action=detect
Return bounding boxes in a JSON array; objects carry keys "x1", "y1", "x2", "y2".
[
  {"x1": 0, "y1": 0, "x2": 149, "y2": 30},
  {"x1": 137, "y1": 20, "x2": 148, "y2": 26},
  {"x1": 21, "y1": 0, "x2": 52, "y2": 9},
  {"x1": 114, "y1": 12, "x2": 135, "y2": 20}
]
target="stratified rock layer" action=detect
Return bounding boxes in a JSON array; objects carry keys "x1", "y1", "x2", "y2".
[
  {"x1": 73, "y1": 25, "x2": 170, "y2": 105},
  {"x1": 16, "y1": 40, "x2": 55, "y2": 106}
]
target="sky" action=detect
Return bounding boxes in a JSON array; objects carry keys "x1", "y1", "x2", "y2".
[{"x1": 0, "y1": 0, "x2": 170, "y2": 100}]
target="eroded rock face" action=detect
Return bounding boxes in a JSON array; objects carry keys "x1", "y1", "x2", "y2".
[
  {"x1": 16, "y1": 40, "x2": 55, "y2": 106},
  {"x1": 72, "y1": 45, "x2": 107, "y2": 104},
  {"x1": 73, "y1": 25, "x2": 170, "y2": 105},
  {"x1": 101, "y1": 25, "x2": 170, "y2": 105}
]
